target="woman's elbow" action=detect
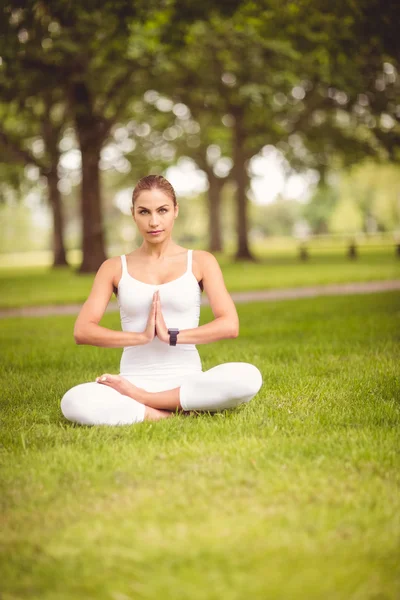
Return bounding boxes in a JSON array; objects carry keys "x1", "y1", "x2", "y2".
[
  {"x1": 73, "y1": 326, "x2": 87, "y2": 345},
  {"x1": 73, "y1": 332, "x2": 84, "y2": 345},
  {"x1": 228, "y1": 321, "x2": 239, "y2": 339}
]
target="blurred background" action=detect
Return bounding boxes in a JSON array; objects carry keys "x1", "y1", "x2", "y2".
[{"x1": 0, "y1": 0, "x2": 399, "y2": 273}]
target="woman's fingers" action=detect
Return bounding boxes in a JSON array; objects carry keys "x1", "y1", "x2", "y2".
[
  {"x1": 141, "y1": 292, "x2": 157, "y2": 343},
  {"x1": 153, "y1": 291, "x2": 160, "y2": 319},
  {"x1": 96, "y1": 373, "x2": 113, "y2": 383},
  {"x1": 156, "y1": 290, "x2": 161, "y2": 310},
  {"x1": 153, "y1": 291, "x2": 168, "y2": 343},
  {"x1": 152, "y1": 291, "x2": 158, "y2": 313}
]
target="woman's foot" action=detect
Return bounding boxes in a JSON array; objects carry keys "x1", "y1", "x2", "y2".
[{"x1": 144, "y1": 406, "x2": 174, "y2": 421}]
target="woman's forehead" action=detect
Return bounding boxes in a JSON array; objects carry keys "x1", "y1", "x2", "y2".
[{"x1": 135, "y1": 189, "x2": 174, "y2": 207}]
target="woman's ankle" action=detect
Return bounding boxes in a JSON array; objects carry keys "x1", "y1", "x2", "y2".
[{"x1": 144, "y1": 406, "x2": 173, "y2": 421}]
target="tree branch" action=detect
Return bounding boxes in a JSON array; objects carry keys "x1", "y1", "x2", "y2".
[{"x1": 0, "y1": 129, "x2": 46, "y2": 170}]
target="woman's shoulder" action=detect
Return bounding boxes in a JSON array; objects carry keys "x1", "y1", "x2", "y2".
[
  {"x1": 193, "y1": 249, "x2": 220, "y2": 264},
  {"x1": 99, "y1": 255, "x2": 123, "y2": 270},
  {"x1": 193, "y1": 250, "x2": 221, "y2": 279},
  {"x1": 95, "y1": 256, "x2": 123, "y2": 286}
]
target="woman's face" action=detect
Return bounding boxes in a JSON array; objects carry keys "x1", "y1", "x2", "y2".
[{"x1": 132, "y1": 188, "x2": 178, "y2": 242}]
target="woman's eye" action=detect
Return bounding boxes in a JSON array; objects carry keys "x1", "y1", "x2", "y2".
[{"x1": 159, "y1": 208, "x2": 167, "y2": 213}]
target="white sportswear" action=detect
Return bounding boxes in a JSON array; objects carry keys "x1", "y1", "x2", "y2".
[{"x1": 61, "y1": 250, "x2": 262, "y2": 425}]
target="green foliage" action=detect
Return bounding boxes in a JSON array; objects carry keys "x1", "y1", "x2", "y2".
[
  {"x1": 303, "y1": 161, "x2": 400, "y2": 235},
  {"x1": 0, "y1": 1, "x2": 399, "y2": 264},
  {"x1": 0, "y1": 203, "x2": 51, "y2": 253},
  {"x1": 329, "y1": 195, "x2": 363, "y2": 234},
  {"x1": 0, "y1": 293, "x2": 399, "y2": 598},
  {"x1": 337, "y1": 161, "x2": 400, "y2": 232},
  {"x1": 303, "y1": 184, "x2": 339, "y2": 234},
  {"x1": 251, "y1": 198, "x2": 302, "y2": 237}
]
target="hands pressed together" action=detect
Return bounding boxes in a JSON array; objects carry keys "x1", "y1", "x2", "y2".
[
  {"x1": 96, "y1": 290, "x2": 170, "y2": 393},
  {"x1": 142, "y1": 290, "x2": 169, "y2": 345}
]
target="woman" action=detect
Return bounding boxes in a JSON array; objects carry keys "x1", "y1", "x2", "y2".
[{"x1": 61, "y1": 175, "x2": 262, "y2": 425}]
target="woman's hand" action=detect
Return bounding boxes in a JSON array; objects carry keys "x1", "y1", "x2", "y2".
[
  {"x1": 96, "y1": 373, "x2": 146, "y2": 402},
  {"x1": 155, "y1": 290, "x2": 169, "y2": 343},
  {"x1": 141, "y1": 291, "x2": 157, "y2": 344}
]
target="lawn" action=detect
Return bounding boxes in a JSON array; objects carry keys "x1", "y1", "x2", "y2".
[
  {"x1": 0, "y1": 248, "x2": 398, "y2": 308},
  {"x1": 0, "y1": 292, "x2": 399, "y2": 599}
]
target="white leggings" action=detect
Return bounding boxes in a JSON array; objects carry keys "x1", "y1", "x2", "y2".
[{"x1": 61, "y1": 362, "x2": 263, "y2": 426}]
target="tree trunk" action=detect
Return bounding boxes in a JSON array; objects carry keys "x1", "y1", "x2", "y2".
[
  {"x1": 47, "y1": 168, "x2": 68, "y2": 267},
  {"x1": 232, "y1": 108, "x2": 254, "y2": 261},
  {"x1": 41, "y1": 109, "x2": 69, "y2": 268},
  {"x1": 73, "y1": 82, "x2": 108, "y2": 273},
  {"x1": 78, "y1": 141, "x2": 107, "y2": 272},
  {"x1": 207, "y1": 172, "x2": 223, "y2": 252}
]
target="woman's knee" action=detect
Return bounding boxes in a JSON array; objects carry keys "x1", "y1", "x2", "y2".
[
  {"x1": 211, "y1": 362, "x2": 263, "y2": 398},
  {"x1": 61, "y1": 382, "x2": 98, "y2": 425},
  {"x1": 242, "y1": 363, "x2": 263, "y2": 397},
  {"x1": 61, "y1": 381, "x2": 146, "y2": 426},
  {"x1": 232, "y1": 363, "x2": 262, "y2": 402}
]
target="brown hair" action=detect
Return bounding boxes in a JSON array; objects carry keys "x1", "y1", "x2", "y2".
[{"x1": 132, "y1": 175, "x2": 177, "y2": 207}]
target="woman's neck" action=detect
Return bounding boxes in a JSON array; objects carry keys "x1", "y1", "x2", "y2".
[{"x1": 137, "y1": 238, "x2": 179, "y2": 259}]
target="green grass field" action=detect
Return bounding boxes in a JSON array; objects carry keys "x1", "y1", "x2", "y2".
[
  {"x1": 1, "y1": 292, "x2": 399, "y2": 599},
  {"x1": 0, "y1": 248, "x2": 398, "y2": 308}
]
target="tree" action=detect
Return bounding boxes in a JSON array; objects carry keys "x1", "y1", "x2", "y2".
[
  {"x1": 0, "y1": 93, "x2": 69, "y2": 266},
  {"x1": 2, "y1": 0, "x2": 398, "y2": 269},
  {"x1": 0, "y1": 2, "x2": 155, "y2": 271},
  {"x1": 1, "y1": 0, "x2": 246, "y2": 270},
  {"x1": 155, "y1": 7, "x2": 299, "y2": 259}
]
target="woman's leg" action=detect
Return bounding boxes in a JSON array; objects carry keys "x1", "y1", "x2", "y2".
[
  {"x1": 61, "y1": 382, "x2": 171, "y2": 426},
  {"x1": 180, "y1": 362, "x2": 263, "y2": 411},
  {"x1": 138, "y1": 363, "x2": 263, "y2": 412}
]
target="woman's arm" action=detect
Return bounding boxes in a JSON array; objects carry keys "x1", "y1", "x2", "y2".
[
  {"x1": 74, "y1": 258, "x2": 155, "y2": 348},
  {"x1": 177, "y1": 250, "x2": 239, "y2": 344}
]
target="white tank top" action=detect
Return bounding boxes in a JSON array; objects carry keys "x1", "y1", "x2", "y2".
[{"x1": 117, "y1": 249, "x2": 203, "y2": 380}]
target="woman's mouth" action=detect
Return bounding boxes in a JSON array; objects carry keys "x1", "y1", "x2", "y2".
[{"x1": 148, "y1": 230, "x2": 163, "y2": 235}]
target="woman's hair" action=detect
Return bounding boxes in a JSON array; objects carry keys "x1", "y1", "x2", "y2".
[{"x1": 132, "y1": 175, "x2": 177, "y2": 207}]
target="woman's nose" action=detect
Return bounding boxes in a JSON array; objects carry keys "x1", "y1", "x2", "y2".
[{"x1": 149, "y1": 213, "x2": 159, "y2": 226}]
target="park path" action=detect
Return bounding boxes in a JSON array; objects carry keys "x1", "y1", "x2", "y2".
[{"x1": 0, "y1": 279, "x2": 399, "y2": 319}]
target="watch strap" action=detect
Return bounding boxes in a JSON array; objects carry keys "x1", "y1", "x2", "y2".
[{"x1": 168, "y1": 328, "x2": 180, "y2": 346}]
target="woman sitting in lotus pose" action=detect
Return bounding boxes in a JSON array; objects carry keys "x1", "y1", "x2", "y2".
[{"x1": 61, "y1": 175, "x2": 263, "y2": 425}]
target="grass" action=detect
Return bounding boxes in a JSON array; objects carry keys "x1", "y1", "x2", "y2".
[
  {"x1": 0, "y1": 248, "x2": 398, "y2": 308},
  {"x1": 0, "y1": 292, "x2": 399, "y2": 599}
]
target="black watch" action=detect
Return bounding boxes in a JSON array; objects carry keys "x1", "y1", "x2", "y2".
[{"x1": 168, "y1": 328, "x2": 180, "y2": 346}]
